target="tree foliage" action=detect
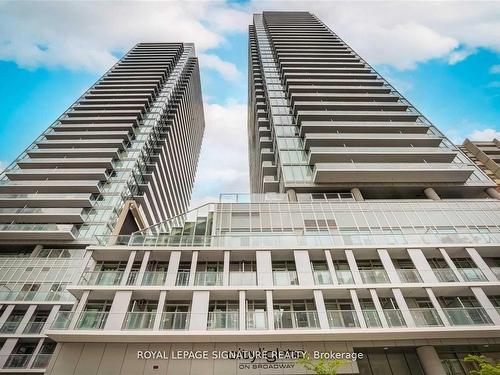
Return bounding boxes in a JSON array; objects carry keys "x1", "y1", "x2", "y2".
[
  {"x1": 464, "y1": 355, "x2": 500, "y2": 375},
  {"x1": 296, "y1": 354, "x2": 349, "y2": 375}
]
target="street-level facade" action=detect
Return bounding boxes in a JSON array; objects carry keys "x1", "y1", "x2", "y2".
[{"x1": 0, "y1": 43, "x2": 204, "y2": 373}]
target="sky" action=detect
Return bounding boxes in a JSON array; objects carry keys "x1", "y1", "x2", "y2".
[{"x1": 0, "y1": 0, "x2": 499, "y2": 208}]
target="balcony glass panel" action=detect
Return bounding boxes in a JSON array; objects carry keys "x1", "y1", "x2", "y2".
[
  {"x1": 50, "y1": 311, "x2": 73, "y2": 329},
  {"x1": 23, "y1": 321, "x2": 45, "y2": 334},
  {"x1": 410, "y1": 308, "x2": 443, "y2": 327},
  {"x1": 433, "y1": 268, "x2": 459, "y2": 282},
  {"x1": 79, "y1": 271, "x2": 122, "y2": 286},
  {"x1": 274, "y1": 311, "x2": 320, "y2": 329},
  {"x1": 491, "y1": 267, "x2": 500, "y2": 281},
  {"x1": 383, "y1": 309, "x2": 406, "y2": 327},
  {"x1": 272, "y1": 270, "x2": 299, "y2": 286},
  {"x1": 0, "y1": 321, "x2": 20, "y2": 333},
  {"x1": 160, "y1": 312, "x2": 190, "y2": 330},
  {"x1": 141, "y1": 271, "x2": 167, "y2": 286},
  {"x1": 122, "y1": 312, "x2": 155, "y2": 330},
  {"x1": 313, "y1": 270, "x2": 333, "y2": 285},
  {"x1": 76, "y1": 311, "x2": 108, "y2": 330},
  {"x1": 326, "y1": 310, "x2": 359, "y2": 328},
  {"x1": 397, "y1": 269, "x2": 422, "y2": 283},
  {"x1": 3, "y1": 354, "x2": 30, "y2": 369},
  {"x1": 246, "y1": 311, "x2": 268, "y2": 330},
  {"x1": 194, "y1": 272, "x2": 223, "y2": 286},
  {"x1": 336, "y1": 270, "x2": 354, "y2": 284},
  {"x1": 457, "y1": 268, "x2": 487, "y2": 282},
  {"x1": 31, "y1": 354, "x2": 52, "y2": 369},
  {"x1": 360, "y1": 269, "x2": 389, "y2": 284},
  {"x1": 207, "y1": 311, "x2": 239, "y2": 330},
  {"x1": 443, "y1": 307, "x2": 492, "y2": 325},
  {"x1": 363, "y1": 309, "x2": 383, "y2": 328},
  {"x1": 230, "y1": 271, "x2": 257, "y2": 286},
  {"x1": 175, "y1": 271, "x2": 190, "y2": 286}
]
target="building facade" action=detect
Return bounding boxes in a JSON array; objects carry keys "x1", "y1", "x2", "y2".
[
  {"x1": 460, "y1": 139, "x2": 500, "y2": 188},
  {"x1": 0, "y1": 42, "x2": 204, "y2": 373},
  {"x1": 35, "y1": 11, "x2": 500, "y2": 375}
]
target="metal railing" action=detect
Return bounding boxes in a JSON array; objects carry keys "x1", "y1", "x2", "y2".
[
  {"x1": 313, "y1": 270, "x2": 333, "y2": 285},
  {"x1": 160, "y1": 312, "x2": 190, "y2": 330},
  {"x1": 79, "y1": 271, "x2": 123, "y2": 286},
  {"x1": 443, "y1": 307, "x2": 492, "y2": 325},
  {"x1": 397, "y1": 269, "x2": 422, "y2": 283},
  {"x1": 194, "y1": 272, "x2": 223, "y2": 286},
  {"x1": 122, "y1": 312, "x2": 155, "y2": 330},
  {"x1": 229, "y1": 271, "x2": 257, "y2": 286},
  {"x1": 246, "y1": 311, "x2": 268, "y2": 330},
  {"x1": 326, "y1": 310, "x2": 359, "y2": 328},
  {"x1": 360, "y1": 269, "x2": 389, "y2": 284},
  {"x1": 273, "y1": 311, "x2": 320, "y2": 329},
  {"x1": 272, "y1": 270, "x2": 299, "y2": 286},
  {"x1": 141, "y1": 271, "x2": 167, "y2": 286},
  {"x1": 383, "y1": 309, "x2": 406, "y2": 327},
  {"x1": 409, "y1": 308, "x2": 443, "y2": 327},
  {"x1": 207, "y1": 311, "x2": 239, "y2": 330}
]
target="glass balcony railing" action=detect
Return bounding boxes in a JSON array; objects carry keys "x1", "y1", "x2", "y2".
[
  {"x1": 246, "y1": 311, "x2": 268, "y2": 330},
  {"x1": 175, "y1": 271, "x2": 190, "y2": 286},
  {"x1": 272, "y1": 270, "x2": 299, "y2": 286},
  {"x1": 76, "y1": 311, "x2": 108, "y2": 330},
  {"x1": 141, "y1": 271, "x2": 167, "y2": 286},
  {"x1": 313, "y1": 270, "x2": 333, "y2": 285},
  {"x1": 0, "y1": 290, "x2": 74, "y2": 302},
  {"x1": 383, "y1": 309, "x2": 406, "y2": 327},
  {"x1": 360, "y1": 269, "x2": 389, "y2": 284},
  {"x1": 443, "y1": 307, "x2": 492, "y2": 325},
  {"x1": 122, "y1": 312, "x2": 155, "y2": 330},
  {"x1": 326, "y1": 310, "x2": 359, "y2": 328},
  {"x1": 207, "y1": 311, "x2": 239, "y2": 330},
  {"x1": 3, "y1": 354, "x2": 31, "y2": 369},
  {"x1": 363, "y1": 309, "x2": 383, "y2": 328},
  {"x1": 126, "y1": 270, "x2": 139, "y2": 285},
  {"x1": 51, "y1": 311, "x2": 73, "y2": 329},
  {"x1": 194, "y1": 272, "x2": 223, "y2": 286},
  {"x1": 457, "y1": 268, "x2": 487, "y2": 282},
  {"x1": 31, "y1": 354, "x2": 52, "y2": 369},
  {"x1": 273, "y1": 311, "x2": 320, "y2": 329},
  {"x1": 0, "y1": 321, "x2": 20, "y2": 333},
  {"x1": 160, "y1": 312, "x2": 190, "y2": 330},
  {"x1": 336, "y1": 270, "x2": 354, "y2": 284},
  {"x1": 23, "y1": 321, "x2": 46, "y2": 334},
  {"x1": 409, "y1": 308, "x2": 443, "y2": 327},
  {"x1": 229, "y1": 271, "x2": 257, "y2": 286},
  {"x1": 491, "y1": 267, "x2": 500, "y2": 281},
  {"x1": 79, "y1": 271, "x2": 123, "y2": 286},
  {"x1": 432, "y1": 268, "x2": 459, "y2": 282},
  {"x1": 397, "y1": 269, "x2": 422, "y2": 283}
]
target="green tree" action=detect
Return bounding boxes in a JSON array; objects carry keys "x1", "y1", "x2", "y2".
[
  {"x1": 464, "y1": 355, "x2": 500, "y2": 375},
  {"x1": 296, "y1": 353, "x2": 349, "y2": 375}
]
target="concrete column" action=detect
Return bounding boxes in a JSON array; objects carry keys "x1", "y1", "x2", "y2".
[
  {"x1": 135, "y1": 250, "x2": 151, "y2": 286},
  {"x1": 286, "y1": 189, "x2": 297, "y2": 202},
  {"x1": 0, "y1": 338, "x2": 18, "y2": 368},
  {"x1": 223, "y1": 250, "x2": 231, "y2": 286},
  {"x1": 188, "y1": 251, "x2": 198, "y2": 287},
  {"x1": 350, "y1": 290, "x2": 366, "y2": 328},
  {"x1": 392, "y1": 289, "x2": 415, "y2": 327},
  {"x1": 416, "y1": 346, "x2": 447, "y2": 375},
  {"x1": 239, "y1": 290, "x2": 246, "y2": 331},
  {"x1": 425, "y1": 288, "x2": 450, "y2": 326},
  {"x1": 43, "y1": 305, "x2": 61, "y2": 331},
  {"x1": 407, "y1": 248, "x2": 438, "y2": 283},
  {"x1": 189, "y1": 291, "x2": 209, "y2": 331},
  {"x1": 120, "y1": 250, "x2": 137, "y2": 286},
  {"x1": 439, "y1": 248, "x2": 464, "y2": 282},
  {"x1": 294, "y1": 250, "x2": 314, "y2": 286},
  {"x1": 104, "y1": 291, "x2": 132, "y2": 330},
  {"x1": 69, "y1": 290, "x2": 89, "y2": 329},
  {"x1": 486, "y1": 187, "x2": 500, "y2": 200},
  {"x1": 471, "y1": 287, "x2": 500, "y2": 325},
  {"x1": 369, "y1": 289, "x2": 389, "y2": 328},
  {"x1": 350, "y1": 188, "x2": 364, "y2": 201},
  {"x1": 266, "y1": 290, "x2": 274, "y2": 330},
  {"x1": 466, "y1": 247, "x2": 497, "y2": 281},
  {"x1": 165, "y1": 251, "x2": 181, "y2": 286},
  {"x1": 15, "y1": 305, "x2": 37, "y2": 334},
  {"x1": 256, "y1": 251, "x2": 273, "y2": 286},
  {"x1": 313, "y1": 290, "x2": 329, "y2": 329},
  {"x1": 377, "y1": 249, "x2": 400, "y2": 283},
  {"x1": 26, "y1": 338, "x2": 45, "y2": 368},
  {"x1": 153, "y1": 291, "x2": 167, "y2": 330},
  {"x1": 0, "y1": 305, "x2": 15, "y2": 327},
  {"x1": 324, "y1": 250, "x2": 338, "y2": 284},
  {"x1": 424, "y1": 187, "x2": 441, "y2": 200},
  {"x1": 345, "y1": 250, "x2": 362, "y2": 284}
]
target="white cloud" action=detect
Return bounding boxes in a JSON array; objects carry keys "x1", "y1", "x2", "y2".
[
  {"x1": 490, "y1": 64, "x2": 500, "y2": 74},
  {"x1": 190, "y1": 101, "x2": 249, "y2": 208},
  {"x1": 448, "y1": 47, "x2": 476, "y2": 65},
  {"x1": 199, "y1": 53, "x2": 241, "y2": 82},
  {"x1": 467, "y1": 128, "x2": 500, "y2": 141}
]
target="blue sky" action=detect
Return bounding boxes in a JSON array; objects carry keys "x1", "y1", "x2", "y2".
[{"x1": 0, "y1": 1, "x2": 499, "y2": 205}]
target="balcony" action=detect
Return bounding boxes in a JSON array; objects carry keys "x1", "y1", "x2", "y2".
[
  {"x1": 433, "y1": 268, "x2": 459, "y2": 282},
  {"x1": 360, "y1": 269, "x2": 389, "y2": 284},
  {"x1": 443, "y1": 307, "x2": 492, "y2": 326},
  {"x1": 160, "y1": 312, "x2": 190, "y2": 330},
  {"x1": 1, "y1": 352, "x2": 51, "y2": 369},
  {"x1": 229, "y1": 271, "x2": 257, "y2": 286},
  {"x1": 141, "y1": 271, "x2": 167, "y2": 286},
  {"x1": 23, "y1": 321, "x2": 46, "y2": 334},
  {"x1": 246, "y1": 311, "x2": 268, "y2": 330},
  {"x1": 397, "y1": 269, "x2": 422, "y2": 283},
  {"x1": 313, "y1": 270, "x2": 333, "y2": 285},
  {"x1": 0, "y1": 290, "x2": 74, "y2": 303},
  {"x1": 79, "y1": 271, "x2": 123, "y2": 286},
  {"x1": 272, "y1": 270, "x2": 299, "y2": 286},
  {"x1": 409, "y1": 308, "x2": 443, "y2": 327},
  {"x1": 51, "y1": 311, "x2": 73, "y2": 330},
  {"x1": 274, "y1": 311, "x2": 320, "y2": 329},
  {"x1": 363, "y1": 309, "x2": 383, "y2": 328},
  {"x1": 457, "y1": 268, "x2": 487, "y2": 282},
  {"x1": 0, "y1": 321, "x2": 20, "y2": 333},
  {"x1": 492, "y1": 267, "x2": 500, "y2": 281},
  {"x1": 383, "y1": 309, "x2": 406, "y2": 327},
  {"x1": 207, "y1": 311, "x2": 239, "y2": 330},
  {"x1": 336, "y1": 270, "x2": 354, "y2": 284},
  {"x1": 76, "y1": 311, "x2": 108, "y2": 330},
  {"x1": 122, "y1": 312, "x2": 155, "y2": 330},
  {"x1": 194, "y1": 272, "x2": 223, "y2": 286},
  {"x1": 326, "y1": 310, "x2": 359, "y2": 328}
]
